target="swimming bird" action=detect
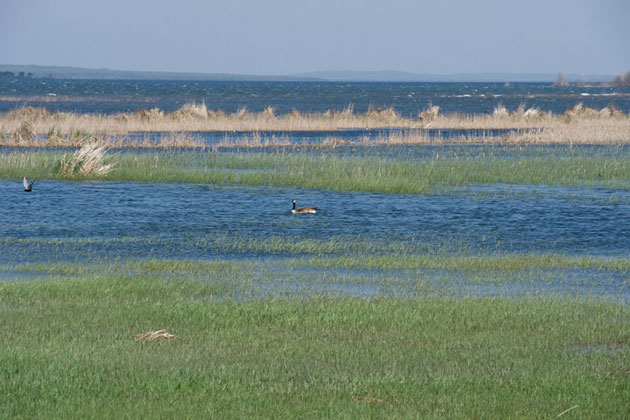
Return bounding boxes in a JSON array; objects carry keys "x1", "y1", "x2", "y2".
[
  {"x1": 291, "y1": 199, "x2": 319, "y2": 214},
  {"x1": 23, "y1": 177, "x2": 34, "y2": 192}
]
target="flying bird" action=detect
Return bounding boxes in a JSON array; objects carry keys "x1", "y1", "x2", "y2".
[
  {"x1": 291, "y1": 199, "x2": 319, "y2": 214},
  {"x1": 23, "y1": 177, "x2": 34, "y2": 192}
]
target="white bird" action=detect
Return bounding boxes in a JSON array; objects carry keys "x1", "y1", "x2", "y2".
[
  {"x1": 291, "y1": 199, "x2": 319, "y2": 214},
  {"x1": 23, "y1": 177, "x2": 34, "y2": 192}
]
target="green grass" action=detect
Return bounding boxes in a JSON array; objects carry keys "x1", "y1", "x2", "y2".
[
  {"x1": 3, "y1": 253, "x2": 627, "y2": 301},
  {"x1": 300, "y1": 253, "x2": 630, "y2": 272},
  {"x1": 2, "y1": 148, "x2": 630, "y2": 194},
  {"x1": 1, "y1": 269, "x2": 629, "y2": 418},
  {"x1": 0, "y1": 233, "x2": 438, "y2": 263},
  {"x1": 6, "y1": 252, "x2": 630, "y2": 277}
]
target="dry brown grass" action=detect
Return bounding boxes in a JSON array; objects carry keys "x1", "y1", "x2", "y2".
[
  {"x1": 215, "y1": 132, "x2": 292, "y2": 148},
  {"x1": 1, "y1": 103, "x2": 629, "y2": 146},
  {"x1": 0, "y1": 103, "x2": 420, "y2": 136},
  {"x1": 369, "y1": 131, "x2": 438, "y2": 145},
  {"x1": 58, "y1": 142, "x2": 115, "y2": 176},
  {"x1": 418, "y1": 104, "x2": 440, "y2": 122},
  {"x1": 128, "y1": 133, "x2": 206, "y2": 149},
  {"x1": 133, "y1": 330, "x2": 176, "y2": 341},
  {"x1": 502, "y1": 118, "x2": 630, "y2": 145}
]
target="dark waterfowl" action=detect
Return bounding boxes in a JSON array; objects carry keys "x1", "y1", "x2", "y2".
[
  {"x1": 291, "y1": 199, "x2": 319, "y2": 214},
  {"x1": 23, "y1": 177, "x2": 34, "y2": 192}
]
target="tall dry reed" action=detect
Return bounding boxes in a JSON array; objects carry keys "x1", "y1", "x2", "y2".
[
  {"x1": 1, "y1": 102, "x2": 629, "y2": 146},
  {"x1": 58, "y1": 143, "x2": 115, "y2": 176}
]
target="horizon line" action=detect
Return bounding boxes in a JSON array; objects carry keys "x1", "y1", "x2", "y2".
[{"x1": 0, "y1": 63, "x2": 621, "y2": 82}]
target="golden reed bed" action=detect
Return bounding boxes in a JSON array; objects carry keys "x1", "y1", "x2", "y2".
[{"x1": 1, "y1": 102, "x2": 629, "y2": 147}]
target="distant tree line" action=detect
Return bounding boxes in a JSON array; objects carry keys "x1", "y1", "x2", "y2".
[
  {"x1": 553, "y1": 73, "x2": 569, "y2": 87},
  {"x1": 554, "y1": 71, "x2": 630, "y2": 87},
  {"x1": 553, "y1": 73, "x2": 588, "y2": 87},
  {"x1": 612, "y1": 71, "x2": 630, "y2": 87},
  {"x1": 0, "y1": 71, "x2": 34, "y2": 79}
]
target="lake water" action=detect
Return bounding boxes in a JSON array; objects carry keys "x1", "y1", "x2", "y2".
[
  {"x1": 2, "y1": 173, "x2": 629, "y2": 262},
  {"x1": 1, "y1": 80, "x2": 629, "y2": 300},
  {"x1": 1, "y1": 79, "x2": 630, "y2": 116},
  {"x1": 2, "y1": 170, "x2": 629, "y2": 300}
]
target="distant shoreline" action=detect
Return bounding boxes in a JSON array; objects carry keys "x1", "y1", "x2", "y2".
[
  {"x1": 0, "y1": 64, "x2": 615, "y2": 83},
  {"x1": 0, "y1": 64, "x2": 319, "y2": 82}
]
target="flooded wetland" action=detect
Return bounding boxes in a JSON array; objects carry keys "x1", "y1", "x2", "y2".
[
  {"x1": 2, "y1": 144, "x2": 630, "y2": 301},
  {"x1": 2, "y1": 80, "x2": 630, "y2": 418}
]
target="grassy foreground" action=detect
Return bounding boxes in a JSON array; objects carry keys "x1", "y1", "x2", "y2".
[
  {"x1": 2, "y1": 147, "x2": 630, "y2": 194},
  {"x1": 1, "y1": 269, "x2": 629, "y2": 419}
]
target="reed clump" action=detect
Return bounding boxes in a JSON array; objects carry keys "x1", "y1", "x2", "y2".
[
  {"x1": 418, "y1": 104, "x2": 440, "y2": 123},
  {"x1": 564, "y1": 102, "x2": 594, "y2": 121},
  {"x1": 5, "y1": 105, "x2": 51, "y2": 121},
  {"x1": 488, "y1": 103, "x2": 551, "y2": 121},
  {"x1": 364, "y1": 107, "x2": 401, "y2": 123},
  {"x1": 57, "y1": 142, "x2": 115, "y2": 176},
  {"x1": 135, "y1": 107, "x2": 165, "y2": 122},
  {"x1": 11, "y1": 120, "x2": 36, "y2": 145},
  {"x1": 561, "y1": 102, "x2": 623, "y2": 122},
  {"x1": 493, "y1": 103, "x2": 509, "y2": 117},
  {"x1": 172, "y1": 102, "x2": 210, "y2": 120}
]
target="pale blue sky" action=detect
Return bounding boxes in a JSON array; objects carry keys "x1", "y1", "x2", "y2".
[{"x1": 1, "y1": 0, "x2": 628, "y2": 75}]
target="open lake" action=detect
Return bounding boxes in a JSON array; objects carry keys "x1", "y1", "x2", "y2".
[
  {"x1": 2, "y1": 79, "x2": 630, "y2": 115},
  {"x1": 2, "y1": 173, "x2": 630, "y2": 263}
]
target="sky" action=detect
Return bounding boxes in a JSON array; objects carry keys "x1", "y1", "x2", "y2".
[{"x1": 1, "y1": 0, "x2": 629, "y2": 76}]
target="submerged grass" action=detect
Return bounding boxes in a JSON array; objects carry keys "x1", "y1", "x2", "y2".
[
  {"x1": 300, "y1": 253, "x2": 630, "y2": 272},
  {"x1": 1, "y1": 268, "x2": 629, "y2": 418},
  {"x1": 6, "y1": 253, "x2": 630, "y2": 277},
  {"x1": 1, "y1": 148, "x2": 630, "y2": 194},
  {"x1": 2, "y1": 251, "x2": 628, "y2": 301}
]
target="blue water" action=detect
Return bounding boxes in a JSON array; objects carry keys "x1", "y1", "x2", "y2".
[
  {"x1": 2, "y1": 171, "x2": 629, "y2": 299},
  {"x1": 1, "y1": 79, "x2": 629, "y2": 116},
  {"x1": 2, "y1": 177, "x2": 629, "y2": 264}
]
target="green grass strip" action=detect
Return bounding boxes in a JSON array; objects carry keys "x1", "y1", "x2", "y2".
[
  {"x1": 1, "y1": 272, "x2": 629, "y2": 418},
  {"x1": 300, "y1": 253, "x2": 630, "y2": 272},
  {"x1": 2, "y1": 149, "x2": 630, "y2": 193},
  {"x1": 5, "y1": 253, "x2": 630, "y2": 276}
]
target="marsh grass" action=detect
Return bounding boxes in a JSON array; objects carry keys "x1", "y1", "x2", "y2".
[
  {"x1": 2, "y1": 148, "x2": 630, "y2": 194},
  {"x1": 129, "y1": 132, "x2": 206, "y2": 148},
  {"x1": 1, "y1": 103, "x2": 630, "y2": 146},
  {"x1": 0, "y1": 104, "x2": 416, "y2": 138},
  {"x1": 300, "y1": 253, "x2": 630, "y2": 272},
  {"x1": 418, "y1": 104, "x2": 440, "y2": 122},
  {"x1": 3, "y1": 250, "x2": 629, "y2": 299},
  {"x1": 1, "y1": 265, "x2": 629, "y2": 418},
  {"x1": 216, "y1": 132, "x2": 293, "y2": 148}
]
